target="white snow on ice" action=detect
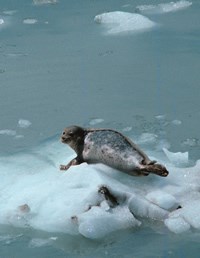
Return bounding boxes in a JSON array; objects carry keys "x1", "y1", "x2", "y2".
[
  {"x1": 94, "y1": 11, "x2": 156, "y2": 35},
  {"x1": 136, "y1": 0, "x2": 192, "y2": 15},
  {"x1": 0, "y1": 135, "x2": 200, "y2": 239}
]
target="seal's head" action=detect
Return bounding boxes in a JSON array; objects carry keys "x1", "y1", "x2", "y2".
[{"x1": 61, "y1": 126, "x2": 85, "y2": 153}]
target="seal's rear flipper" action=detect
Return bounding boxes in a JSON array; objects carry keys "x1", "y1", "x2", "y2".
[{"x1": 141, "y1": 163, "x2": 169, "y2": 177}]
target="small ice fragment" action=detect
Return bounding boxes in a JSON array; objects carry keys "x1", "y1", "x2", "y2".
[
  {"x1": 122, "y1": 127, "x2": 132, "y2": 132},
  {"x1": 155, "y1": 114, "x2": 166, "y2": 120},
  {"x1": 163, "y1": 148, "x2": 188, "y2": 165},
  {"x1": 182, "y1": 138, "x2": 199, "y2": 147},
  {"x1": 171, "y1": 120, "x2": 182, "y2": 125},
  {"x1": 23, "y1": 19, "x2": 38, "y2": 25},
  {"x1": 15, "y1": 135, "x2": 24, "y2": 139},
  {"x1": 33, "y1": 0, "x2": 58, "y2": 5},
  {"x1": 18, "y1": 119, "x2": 32, "y2": 128},
  {"x1": 136, "y1": 1, "x2": 192, "y2": 15},
  {"x1": 0, "y1": 129, "x2": 16, "y2": 136},
  {"x1": 89, "y1": 118, "x2": 104, "y2": 125},
  {"x1": 146, "y1": 191, "x2": 179, "y2": 211},
  {"x1": 164, "y1": 217, "x2": 190, "y2": 234},
  {"x1": 0, "y1": 19, "x2": 4, "y2": 25},
  {"x1": 3, "y1": 10, "x2": 17, "y2": 15},
  {"x1": 137, "y1": 133, "x2": 157, "y2": 144},
  {"x1": 29, "y1": 238, "x2": 51, "y2": 248}
]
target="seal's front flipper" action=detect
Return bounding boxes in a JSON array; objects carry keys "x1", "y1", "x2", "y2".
[{"x1": 60, "y1": 157, "x2": 81, "y2": 171}]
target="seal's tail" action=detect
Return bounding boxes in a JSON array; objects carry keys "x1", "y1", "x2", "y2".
[{"x1": 141, "y1": 163, "x2": 169, "y2": 177}]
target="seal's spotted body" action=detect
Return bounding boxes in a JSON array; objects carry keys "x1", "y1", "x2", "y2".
[
  {"x1": 60, "y1": 126, "x2": 168, "y2": 177},
  {"x1": 83, "y1": 130, "x2": 142, "y2": 174}
]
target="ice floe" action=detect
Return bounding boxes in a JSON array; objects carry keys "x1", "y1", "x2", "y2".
[
  {"x1": 94, "y1": 11, "x2": 156, "y2": 35},
  {"x1": 0, "y1": 134, "x2": 200, "y2": 239},
  {"x1": 136, "y1": 0, "x2": 192, "y2": 15}
]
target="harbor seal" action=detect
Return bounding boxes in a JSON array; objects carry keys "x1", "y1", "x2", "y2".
[{"x1": 60, "y1": 125, "x2": 168, "y2": 177}]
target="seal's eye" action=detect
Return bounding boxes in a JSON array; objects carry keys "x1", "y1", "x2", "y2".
[{"x1": 62, "y1": 132, "x2": 66, "y2": 135}]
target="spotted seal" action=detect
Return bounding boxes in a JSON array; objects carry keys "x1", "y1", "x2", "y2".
[{"x1": 60, "y1": 125, "x2": 168, "y2": 177}]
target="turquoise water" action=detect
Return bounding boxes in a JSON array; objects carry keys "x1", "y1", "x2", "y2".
[{"x1": 0, "y1": 0, "x2": 200, "y2": 257}]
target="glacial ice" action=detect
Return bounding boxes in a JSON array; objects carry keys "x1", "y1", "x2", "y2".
[
  {"x1": 94, "y1": 11, "x2": 156, "y2": 35},
  {"x1": 0, "y1": 137, "x2": 200, "y2": 239}
]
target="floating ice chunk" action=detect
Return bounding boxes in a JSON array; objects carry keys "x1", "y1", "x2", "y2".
[
  {"x1": 0, "y1": 19, "x2": 4, "y2": 25},
  {"x1": 182, "y1": 138, "x2": 199, "y2": 147},
  {"x1": 3, "y1": 10, "x2": 17, "y2": 15},
  {"x1": 137, "y1": 133, "x2": 158, "y2": 145},
  {"x1": 122, "y1": 127, "x2": 132, "y2": 132},
  {"x1": 136, "y1": 1, "x2": 192, "y2": 15},
  {"x1": 0, "y1": 129, "x2": 16, "y2": 136},
  {"x1": 18, "y1": 119, "x2": 32, "y2": 128},
  {"x1": 89, "y1": 118, "x2": 104, "y2": 126},
  {"x1": 128, "y1": 195, "x2": 169, "y2": 220},
  {"x1": 171, "y1": 119, "x2": 182, "y2": 125},
  {"x1": 163, "y1": 148, "x2": 188, "y2": 165},
  {"x1": 33, "y1": 0, "x2": 58, "y2": 5},
  {"x1": 155, "y1": 114, "x2": 166, "y2": 120},
  {"x1": 15, "y1": 135, "x2": 25, "y2": 139},
  {"x1": 146, "y1": 191, "x2": 179, "y2": 211},
  {"x1": 94, "y1": 11, "x2": 156, "y2": 35},
  {"x1": 164, "y1": 216, "x2": 190, "y2": 234},
  {"x1": 23, "y1": 19, "x2": 38, "y2": 25}
]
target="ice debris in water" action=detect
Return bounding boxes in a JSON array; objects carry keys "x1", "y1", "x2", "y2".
[
  {"x1": 0, "y1": 138, "x2": 200, "y2": 239},
  {"x1": 33, "y1": 0, "x2": 58, "y2": 5},
  {"x1": 122, "y1": 127, "x2": 132, "y2": 132},
  {"x1": 137, "y1": 133, "x2": 158, "y2": 145},
  {"x1": 29, "y1": 238, "x2": 55, "y2": 248},
  {"x1": 18, "y1": 119, "x2": 32, "y2": 128},
  {"x1": 23, "y1": 19, "x2": 38, "y2": 25},
  {"x1": 94, "y1": 11, "x2": 156, "y2": 35},
  {"x1": 89, "y1": 118, "x2": 104, "y2": 126},
  {"x1": 171, "y1": 119, "x2": 182, "y2": 125},
  {"x1": 182, "y1": 138, "x2": 199, "y2": 147},
  {"x1": 136, "y1": 0, "x2": 192, "y2": 15},
  {"x1": 0, "y1": 19, "x2": 4, "y2": 25},
  {"x1": 0, "y1": 129, "x2": 16, "y2": 136},
  {"x1": 3, "y1": 10, "x2": 17, "y2": 16},
  {"x1": 163, "y1": 148, "x2": 188, "y2": 166}
]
